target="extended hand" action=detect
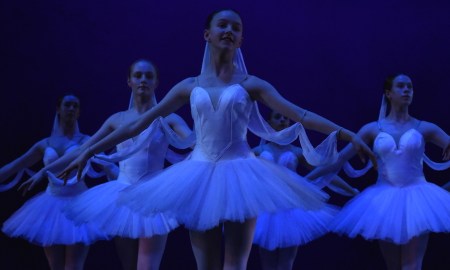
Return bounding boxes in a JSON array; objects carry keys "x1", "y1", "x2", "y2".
[
  {"x1": 18, "y1": 170, "x2": 45, "y2": 196},
  {"x1": 351, "y1": 135, "x2": 378, "y2": 170},
  {"x1": 58, "y1": 150, "x2": 90, "y2": 184},
  {"x1": 443, "y1": 143, "x2": 450, "y2": 161}
]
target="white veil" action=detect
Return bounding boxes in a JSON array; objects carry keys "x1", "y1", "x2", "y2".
[
  {"x1": 51, "y1": 113, "x2": 80, "y2": 137},
  {"x1": 201, "y1": 42, "x2": 247, "y2": 75}
]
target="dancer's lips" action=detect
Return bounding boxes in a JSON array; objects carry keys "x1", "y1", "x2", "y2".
[{"x1": 221, "y1": 36, "x2": 234, "y2": 42}]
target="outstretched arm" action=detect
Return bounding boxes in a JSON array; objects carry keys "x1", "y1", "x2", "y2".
[
  {"x1": 18, "y1": 113, "x2": 122, "y2": 191},
  {"x1": 421, "y1": 121, "x2": 450, "y2": 191},
  {"x1": 306, "y1": 122, "x2": 376, "y2": 180},
  {"x1": 422, "y1": 121, "x2": 450, "y2": 160},
  {"x1": 245, "y1": 76, "x2": 377, "y2": 166},
  {"x1": 0, "y1": 140, "x2": 45, "y2": 183},
  {"x1": 59, "y1": 80, "x2": 192, "y2": 180}
]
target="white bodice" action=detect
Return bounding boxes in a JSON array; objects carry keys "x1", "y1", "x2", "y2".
[
  {"x1": 374, "y1": 129, "x2": 426, "y2": 186},
  {"x1": 116, "y1": 125, "x2": 168, "y2": 184},
  {"x1": 189, "y1": 85, "x2": 254, "y2": 162}
]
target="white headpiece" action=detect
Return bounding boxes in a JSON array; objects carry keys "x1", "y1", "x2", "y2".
[{"x1": 378, "y1": 94, "x2": 388, "y2": 121}]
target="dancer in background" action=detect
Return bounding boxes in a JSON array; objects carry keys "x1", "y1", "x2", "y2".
[
  {"x1": 21, "y1": 59, "x2": 193, "y2": 270},
  {"x1": 307, "y1": 74, "x2": 450, "y2": 270},
  {"x1": 1, "y1": 94, "x2": 107, "y2": 270},
  {"x1": 253, "y1": 110, "x2": 358, "y2": 270}
]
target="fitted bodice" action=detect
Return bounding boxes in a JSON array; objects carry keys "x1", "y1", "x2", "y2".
[
  {"x1": 190, "y1": 84, "x2": 254, "y2": 161},
  {"x1": 116, "y1": 125, "x2": 168, "y2": 183},
  {"x1": 374, "y1": 129, "x2": 426, "y2": 186},
  {"x1": 44, "y1": 141, "x2": 87, "y2": 196},
  {"x1": 259, "y1": 150, "x2": 298, "y2": 172},
  {"x1": 43, "y1": 145, "x2": 78, "y2": 166}
]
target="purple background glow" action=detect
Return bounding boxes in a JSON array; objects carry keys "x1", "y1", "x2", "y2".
[{"x1": 1, "y1": 1, "x2": 450, "y2": 269}]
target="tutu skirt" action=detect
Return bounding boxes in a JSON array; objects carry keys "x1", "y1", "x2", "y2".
[
  {"x1": 118, "y1": 156, "x2": 328, "y2": 231},
  {"x1": 253, "y1": 205, "x2": 338, "y2": 250},
  {"x1": 331, "y1": 181, "x2": 450, "y2": 244},
  {"x1": 64, "y1": 179, "x2": 178, "y2": 238},
  {"x1": 2, "y1": 188, "x2": 106, "y2": 246}
]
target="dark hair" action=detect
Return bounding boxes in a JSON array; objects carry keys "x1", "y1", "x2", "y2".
[
  {"x1": 127, "y1": 59, "x2": 159, "y2": 80},
  {"x1": 383, "y1": 73, "x2": 407, "y2": 92},
  {"x1": 57, "y1": 94, "x2": 80, "y2": 108},
  {"x1": 204, "y1": 8, "x2": 241, "y2": 29}
]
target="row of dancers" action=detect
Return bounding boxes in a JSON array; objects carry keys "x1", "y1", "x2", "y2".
[{"x1": 2, "y1": 8, "x2": 450, "y2": 270}]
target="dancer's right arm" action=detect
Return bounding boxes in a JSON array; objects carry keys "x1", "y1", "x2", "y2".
[
  {"x1": 0, "y1": 140, "x2": 45, "y2": 183},
  {"x1": 19, "y1": 112, "x2": 123, "y2": 190},
  {"x1": 60, "y1": 79, "x2": 193, "y2": 180}
]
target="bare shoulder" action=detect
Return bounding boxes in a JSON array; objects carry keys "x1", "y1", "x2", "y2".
[
  {"x1": 417, "y1": 120, "x2": 443, "y2": 136},
  {"x1": 107, "y1": 110, "x2": 129, "y2": 129},
  {"x1": 417, "y1": 120, "x2": 438, "y2": 130},
  {"x1": 241, "y1": 75, "x2": 275, "y2": 100},
  {"x1": 242, "y1": 75, "x2": 271, "y2": 90},
  {"x1": 33, "y1": 137, "x2": 51, "y2": 152},
  {"x1": 171, "y1": 77, "x2": 197, "y2": 97},
  {"x1": 359, "y1": 121, "x2": 379, "y2": 141}
]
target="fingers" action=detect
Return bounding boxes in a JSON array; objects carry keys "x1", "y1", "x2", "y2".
[
  {"x1": 58, "y1": 167, "x2": 73, "y2": 185},
  {"x1": 77, "y1": 166, "x2": 83, "y2": 181},
  {"x1": 17, "y1": 181, "x2": 28, "y2": 192},
  {"x1": 369, "y1": 153, "x2": 378, "y2": 171},
  {"x1": 357, "y1": 151, "x2": 366, "y2": 164},
  {"x1": 57, "y1": 168, "x2": 69, "y2": 179},
  {"x1": 18, "y1": 181, "x2": 31, "y2": 196},
  {"x1": 63, "y1": 173, "x2": 68, "y2": 185},
  {"x1": 21, "y1": 185, "x2": 29, "y2": 196},
  {"x1": 442, "y1": 147, "x2": 450, "y2": 160},
  {"x1": 356, "y1": 142, "x2": 378, "y2": 171}
]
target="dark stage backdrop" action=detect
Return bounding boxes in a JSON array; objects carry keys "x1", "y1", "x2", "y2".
[{"x1": 1, "y1": 1, "x2": 450, "y2": 269}]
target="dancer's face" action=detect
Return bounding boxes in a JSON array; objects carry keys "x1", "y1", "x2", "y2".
[
  {"x1": 204, "y1": 10, "x2": 243, "y2": 50},
  {"x1": 269, "y1": 112, "x2": 290, "y2": 131},
  {"x1": 386, "y1": 74, "x2": 413, "y2": 107},
  {"x1": 128, "y1": 61, "x2": 158, "y2": 100},
  {"x1": 57, "y1": 95, "x2": 80, "y2": 122}
]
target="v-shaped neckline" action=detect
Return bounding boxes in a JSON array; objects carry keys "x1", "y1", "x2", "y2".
[{"x1": 193, "y1": 84, "x2": 243, "y2": 112}]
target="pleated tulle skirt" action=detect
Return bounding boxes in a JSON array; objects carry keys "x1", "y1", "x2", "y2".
[
  {"x1": 118, "y1": 156, "x2": 329, "y2": 231},
  {"x1": 2, "y1": 190, "x2": 106, "y2": 246},
  {"x1": 331, "y1": 181, "x2": 450, "y2": 244},
  {"x1": 64, "y1": 180, "x2": 178, "y2": 238},
  {"x1": 253, "y1": 205, "x2": 339, "y2": 250}
]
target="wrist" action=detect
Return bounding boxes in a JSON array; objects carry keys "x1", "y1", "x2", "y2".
[
  {"x1": 86, "y1": 146, "x2": 96, "y2": 157},
  {"x1": 336, "y1": 127, "x2": 354, "y2": 142},
  {"x1": 343, "y1": 129, "x2": 356, "y2": 142}
]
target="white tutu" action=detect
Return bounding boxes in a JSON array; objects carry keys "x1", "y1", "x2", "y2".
[
  {"x1": 253, "y1": 205, "x2": 339, "y2": 250},
  {"x1": 332, "y1": 129, "x2": 450, "y2": 244},
  {"x1": 2, "y1": 188, "x2": 106, "y2": 246},
  {"x1": 119, "y1": 156, "x2": 328, "y2": 231},
  {"x1": 64, "y1": 179, "x2": 178, "y2": 238},
  {"x1": 331, "y1": 181, "x2": 450, "y2": 244}
]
